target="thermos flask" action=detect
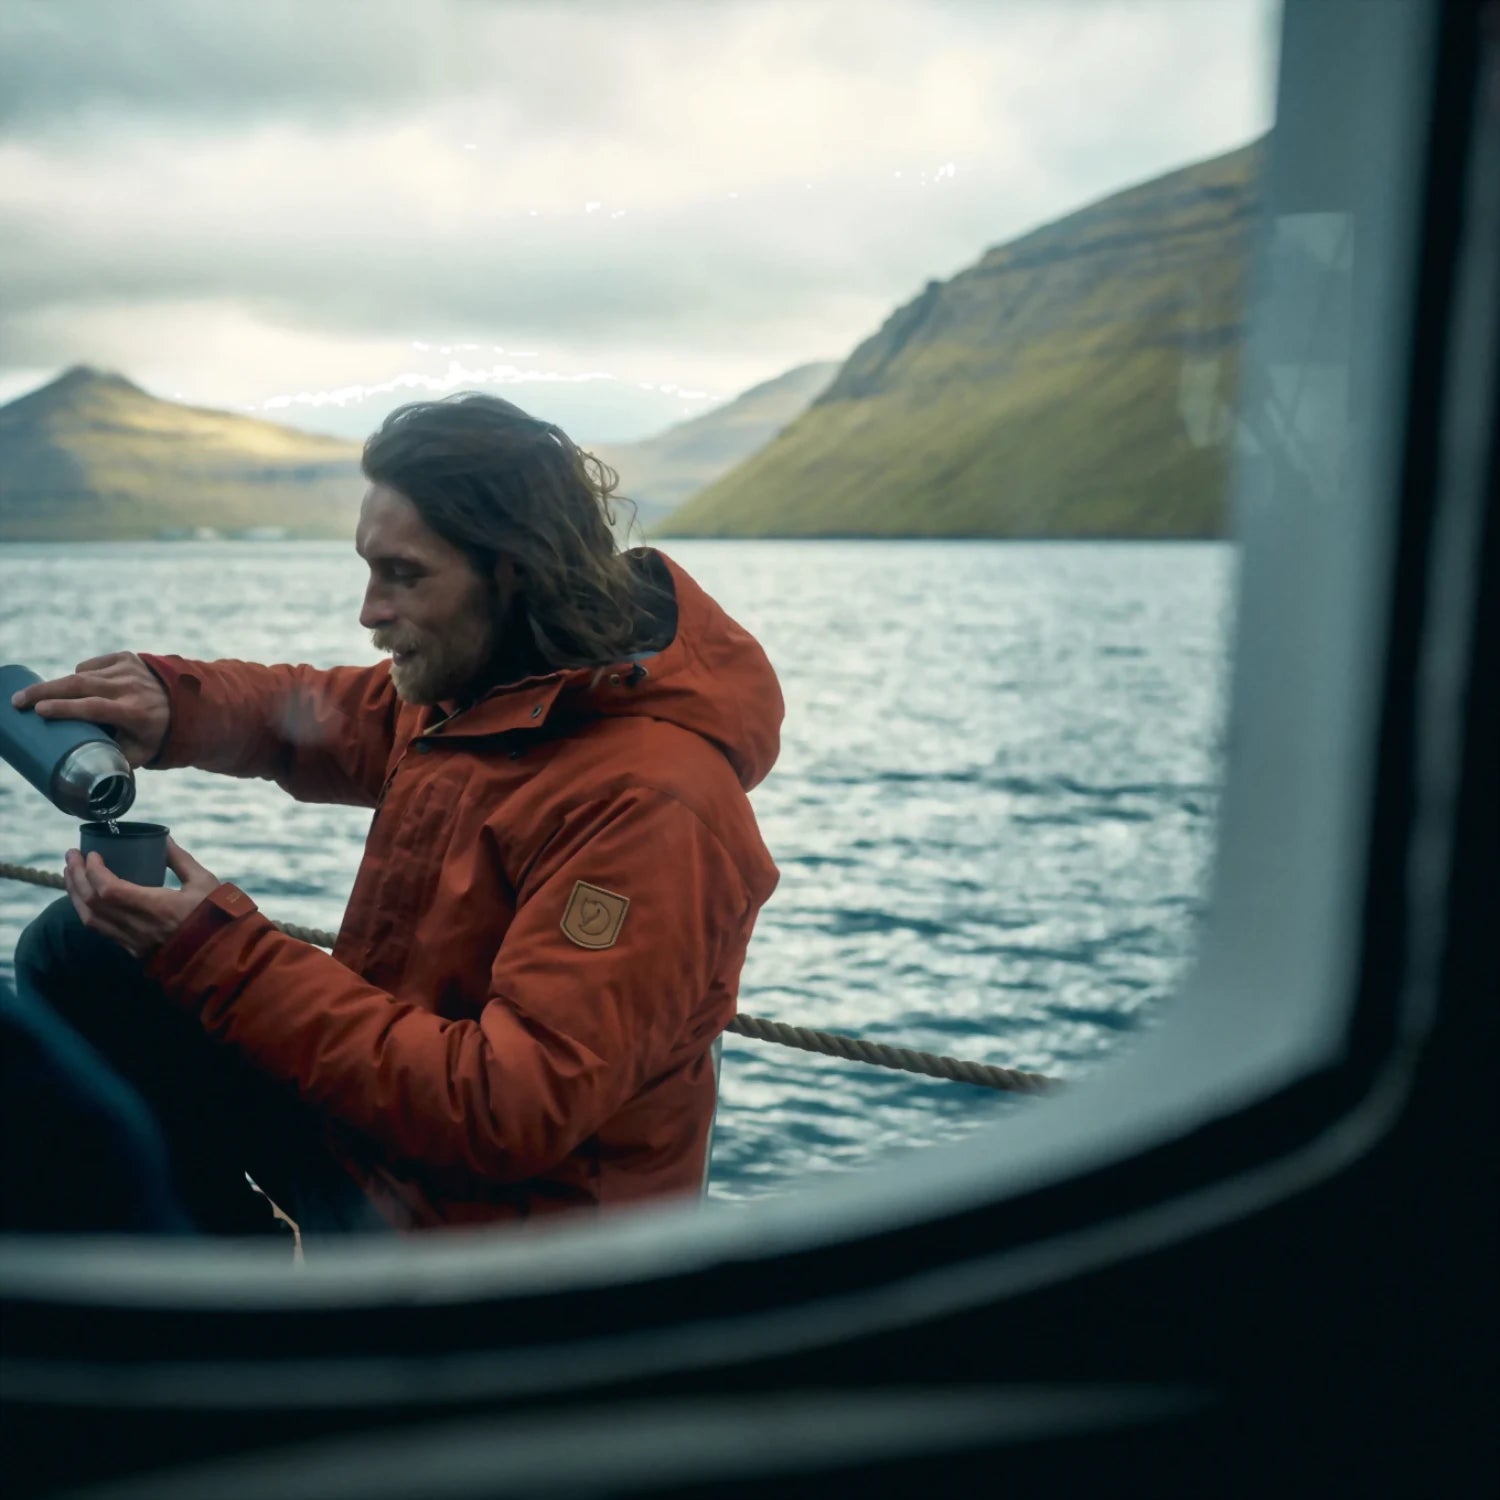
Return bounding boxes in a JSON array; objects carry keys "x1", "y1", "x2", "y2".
[{"x1": 0, "y1": 664, "x2": 136, "y2": 820}]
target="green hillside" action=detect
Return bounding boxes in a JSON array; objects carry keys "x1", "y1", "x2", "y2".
[
  {"x1": 0, "y1": 368, "x2": 364, "y2": 541},
  {"x1": 659, "y1": 142, "x2": 1261, "y2": 539},
  {"x1": 588, "y1": 360, "x2": 838, "y2": 528}
]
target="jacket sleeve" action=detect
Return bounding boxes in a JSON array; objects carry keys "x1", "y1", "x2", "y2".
[
  {"x1": 144, "y1": 786, "x2": 753, "y2": 1182},
  {"x1": 139, "y1": 654, "x2": 400, "y2": 808}
]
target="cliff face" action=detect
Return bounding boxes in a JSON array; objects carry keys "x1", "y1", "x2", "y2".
[
  {"x1": 0, "y1": 368, "x2": 363, "y2": 541},
  {"x1": 660, "y1": 141, "x2": 1262, "y2": 538}
]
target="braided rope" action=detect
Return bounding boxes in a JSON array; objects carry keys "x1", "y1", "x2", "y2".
[
  {"x1": 0, "y1": 861, "x2": 64, "y2": 891},
  {"x1": 724, "y1": 1011, "x2": 1056, "y2": 1094},
  {"x1": 0, "y1": 860, "x2": 1058, "y2": 1094}
]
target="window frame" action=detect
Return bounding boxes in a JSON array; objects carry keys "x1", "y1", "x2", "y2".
[{"x1": 1, "y1": 2, "x2": 1494, "y2": 1486}]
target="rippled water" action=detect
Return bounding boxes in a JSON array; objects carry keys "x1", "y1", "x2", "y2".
[{"x1": 0, "y1": 539, "x2": 1233, "y2": 1202}]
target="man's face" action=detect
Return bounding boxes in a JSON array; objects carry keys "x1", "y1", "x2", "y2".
[{"x1": 356, "y1": 484, "x2": 499, "y2": 705}]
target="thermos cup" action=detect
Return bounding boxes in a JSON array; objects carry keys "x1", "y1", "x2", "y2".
[
  {"x1": 79, "y1": 821, "x2": 169, "y2": 886},
  {"x1": 0, "y1": 663, "x2": 137, "y2": 820}
]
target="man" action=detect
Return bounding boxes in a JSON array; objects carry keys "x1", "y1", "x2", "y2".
[{"x1": 11, "y1": 393, "x2": 782, "y2": 1237}]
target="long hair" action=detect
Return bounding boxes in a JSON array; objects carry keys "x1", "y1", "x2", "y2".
[{"x1": 361, "y1": 393, "x2": 665, "y2": 669}]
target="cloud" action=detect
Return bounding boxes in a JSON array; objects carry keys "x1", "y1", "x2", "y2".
[
  {"x1": 0, "y1": 129, "x2": 998, "y2": 342},
  {"x1": 0, "y1": 0, "x2": 600, "y2": 133},
  {"x1": 0, "y1": 0, "x2": 1278, "y2": 435},
  {"x1": 2, "y1": 0, "x2": 1247, "y2": 137}
]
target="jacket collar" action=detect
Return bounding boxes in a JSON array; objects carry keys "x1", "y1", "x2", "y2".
[
  {"x1": 414, "y1": 669, "x2": 575, "y2": 741},
  {"x1": 392, "y1": 551, "x2": 780, "y2": 794}
]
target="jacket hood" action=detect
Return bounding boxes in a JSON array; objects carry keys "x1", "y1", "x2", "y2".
[{"x1": 427, "y1": 552, "x2": 783, "y2": 792}]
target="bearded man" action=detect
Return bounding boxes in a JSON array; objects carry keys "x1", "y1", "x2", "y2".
[{"x1": 9, "y1": 394, "x2": 782, "y2": 1240}]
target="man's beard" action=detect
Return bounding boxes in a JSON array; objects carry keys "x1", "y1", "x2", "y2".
[{"x1": 374, "y1": 620, "x2": 496, "y2": 705}]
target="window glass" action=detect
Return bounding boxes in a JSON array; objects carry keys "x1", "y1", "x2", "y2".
[{"x1": 0, "y1": 0, "x2": 1281, "y2": 1213}]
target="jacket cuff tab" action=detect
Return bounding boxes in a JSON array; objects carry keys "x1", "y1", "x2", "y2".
[{"x1": 145, "y1": 882, "x2": 260, "y2": 982}]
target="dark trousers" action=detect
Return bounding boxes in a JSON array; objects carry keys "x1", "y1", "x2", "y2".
[
  {"x1": 0, "y1": 972, "x2": 196, "y2": 1235},
  {"x1": 9, "y1": 898, "x2": 388, "y2": 1240}
]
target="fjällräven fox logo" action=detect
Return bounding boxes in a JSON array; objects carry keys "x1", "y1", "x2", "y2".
[{"x1": 561, "y1": 881, "x2": 630, "y2": 950}]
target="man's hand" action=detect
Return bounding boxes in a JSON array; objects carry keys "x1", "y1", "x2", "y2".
[
  {"x1": 63, "y1": 837, "x2": 221, "y2": 960},
  {"x1": 9, "y1": 652, "x2": 171, "y2": 768}
]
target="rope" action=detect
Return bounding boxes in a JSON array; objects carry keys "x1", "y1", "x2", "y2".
[
  {"x1": 0, "y1": 860, "x2": 1058, "y2": 1095},
  {"x1": 724, "y1": 1011, "x2": 1055, "y2": 1094},
  {"x1": 0, "y1": 861, "x2": 64, "y2": 892}
]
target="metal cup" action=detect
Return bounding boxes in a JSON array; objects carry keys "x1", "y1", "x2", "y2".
[{"x1": 79, "y1": 821, "x2": 169, "y2": 887}]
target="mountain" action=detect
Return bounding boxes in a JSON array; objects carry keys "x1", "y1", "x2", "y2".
[
  {"x1": 658, "y1": 142, "x2": 1262, "y2": 539},
  {"x1": 0, "y1": 367, "x2": 363, "y2": 541},
  {"x1": 587, "y1": 361, "x2": 839, "y2": 530}
]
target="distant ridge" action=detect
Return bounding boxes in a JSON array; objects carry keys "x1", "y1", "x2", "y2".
[
  {"x1": 0, "y1": 367, "x2": 363, "y2": 541},
  {"x1": 659, "y1": 141, "x2": 1262, "y2": 538},
  {"x1": 17, "y1": 365, "x2": 145, "y2": 405},
  {"x1": 587, "y1": 360, "x2": 839, "y2": 529}
]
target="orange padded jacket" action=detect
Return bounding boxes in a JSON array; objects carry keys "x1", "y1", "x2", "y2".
[{"x1": 138, "y1": 553, "x2": 781, "y2": 1229}]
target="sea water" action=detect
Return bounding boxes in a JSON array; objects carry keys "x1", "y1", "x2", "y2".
[{"x1": 0, "y1": 538, "x2": 1234, "y2": 1202}]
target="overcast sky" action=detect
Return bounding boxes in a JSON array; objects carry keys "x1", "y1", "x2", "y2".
[{"x1": 0, "y1": 0, "x2": 1279, "y2": 443}]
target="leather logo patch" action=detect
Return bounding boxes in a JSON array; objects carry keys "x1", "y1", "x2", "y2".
[{"x1": 561, "y1": 881, "x2": 630, "y2": 950}]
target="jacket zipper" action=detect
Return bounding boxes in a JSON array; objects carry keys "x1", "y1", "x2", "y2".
[{"x1": 372, "y1": 692, "x2": 536, "y2": 824}]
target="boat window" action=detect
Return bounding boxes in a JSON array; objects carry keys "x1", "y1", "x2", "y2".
[
  {"x1": 0, "y1": 0, "x2": 1284, "y2": 1223},
  {"x1": 0, "y1": 0, "x2": 1452, "y2": 1282}
]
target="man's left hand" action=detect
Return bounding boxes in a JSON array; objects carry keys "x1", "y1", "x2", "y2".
[{"x1": 63, "y1": 837, "x2": 221, "y2": 960}]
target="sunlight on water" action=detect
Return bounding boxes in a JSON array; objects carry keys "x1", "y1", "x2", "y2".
[{"x1": 0, "y1": 538, "x2": 1233, "y2": 1200}]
